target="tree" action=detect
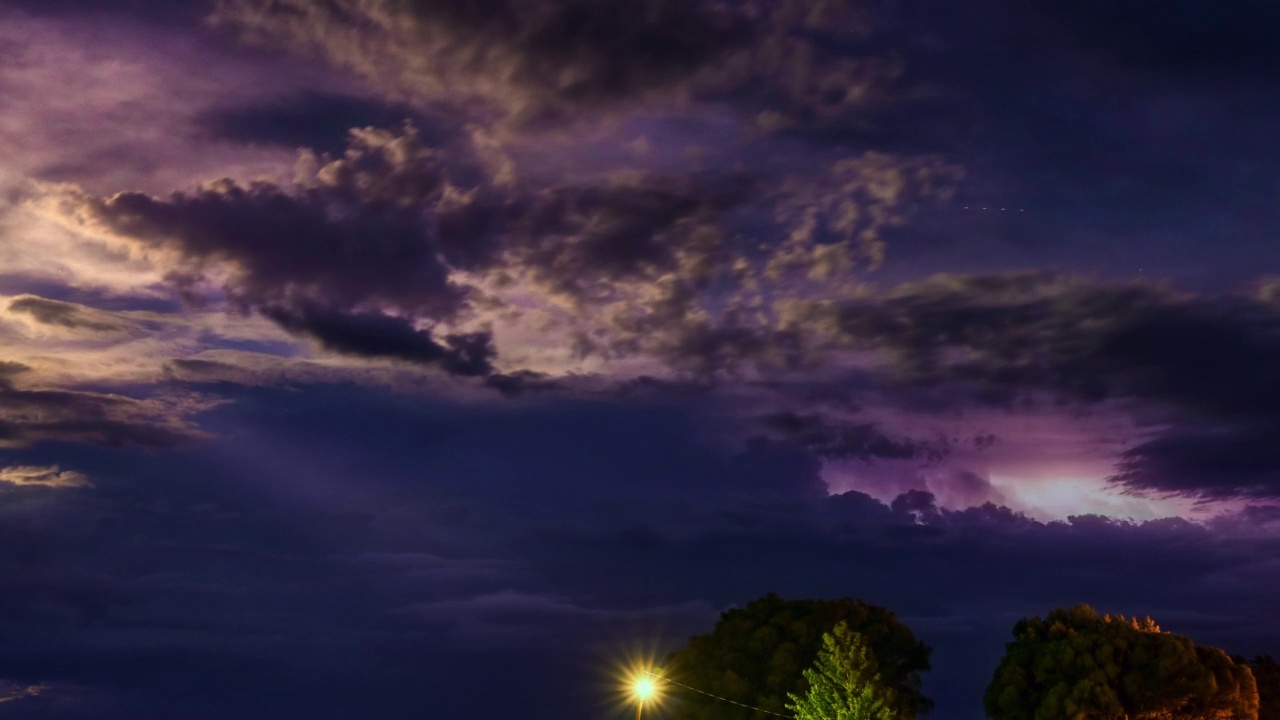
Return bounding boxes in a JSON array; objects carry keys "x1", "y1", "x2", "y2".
[
  {"x1": 1176, "y1": 646, "x2": 1260, "y2": 720},
  {"x1": 787, "y1": 621, "x2": 900, "y2": 720},
  {"x1": 1249, "y1": 656, "x2": 1280, "y2": 720},
  {"x1": 665, "y1": 594, "x2": 931, "y2": 720},
  {"x1": 984, "y1": 604, "x2": 1259, "y2": 720}
]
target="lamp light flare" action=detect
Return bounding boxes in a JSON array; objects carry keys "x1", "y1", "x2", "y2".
[{"x1": 634, "y1": 676, "x2": 656, "y2": 701}]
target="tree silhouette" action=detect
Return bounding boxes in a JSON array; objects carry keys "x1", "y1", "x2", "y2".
[
  {"x1": 985, "y1": 604, "x2": 1258, "y2": 720},
  {"x1": 787, "y1": 621, "x2": 900, "y2": 720},
  {"x1": 666, "y1": 594, "x2": 931, "y2": 720}
]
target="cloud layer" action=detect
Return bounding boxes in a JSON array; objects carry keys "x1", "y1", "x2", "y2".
[{"x1": 211, "y1": 0, "x2": 893, "y2": 132}]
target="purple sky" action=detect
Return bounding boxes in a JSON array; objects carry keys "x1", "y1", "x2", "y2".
[{"x1": 1, "y1": 1, "x2": 1278, "y2": 717}]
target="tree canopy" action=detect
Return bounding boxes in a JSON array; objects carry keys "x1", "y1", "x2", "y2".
[
  {"x1": 665, "y1": 594, "x2": 932, "y2": 720},
  {"x1": 787, "y1": 621, "x2": 901, "y2": 720},
  {"x1": 1249, "y1": 656, "x2": 1280, "y2": 720},
  {"x1": 984, "y1": 604, "x2": 1259, "y2": 720}
]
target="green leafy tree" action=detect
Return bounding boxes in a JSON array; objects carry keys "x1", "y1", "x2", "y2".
[
  {"x1": 984, "y1": 604, "x2": 1259, "y2": 720},
  {"x1": 1249, "y1": 656, "x2": 1280, "y2": 720},
  {"x1": 787, "y1": 622, "x2": 900, "y2": 720},
  {"x1": 666, "y1": 594, "x2": 931, "y2": 720}
]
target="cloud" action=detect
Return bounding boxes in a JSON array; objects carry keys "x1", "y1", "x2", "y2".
[
  {"x1": 63, "y1": 133, "x2": 464, "y2": 318},
  {"x1": 212, "y1": 0, "x2": 742, "y2": 124},
  {"x1": 1112, "y1": 423, "x2": 1280, "y2": 501},
  {"x1": 0, "y1": 291, "x2": 327, "y2": 400},
  {"x1": 0, "y1": 372, "x2": 209, "y2": 449},
  {"x1": 482, "y1": 370, "x2": 561, "y2": 398},
  {"x1": 210, "y1": 0, "x2": 894, "y2": 133},
  {"x1": 0, "y1": 680, "x2": 45, "y2": 704},
  {"x1": 17, "y1": 4, "x2": 1267, "y2": 515},
  {"x1": 51, "y1": 123, "x2": 956, "y2": 381},
  {"x1": 51, "y1": 125, "x2": 485, "y2": 371},
  {"x1": 196, "y1": 90, "x2": 439, "y2": 154},
  {"x1": 0, "y1": 10, "x2": 302, "y2": 195},
  {"x1": 0, "y1": 465, "x2": 90, "y2": 489},
  {"x1": 261, "y1": 302, "x2": 495, "y2": 375},
  {"x1": 38, "y1": 115, "x2": 1274, "y2": 504},
  {"x1": 164, "y1": 351, "x2": 395, "y2": 388},
  {"x1": 525, "y1": 153, "x2": 958, "y2": 372},
  {"x1": 785, "y1": 272, "x2": 1278, "y2": 417},
  {"x1": 930, "y1": 469, "x2": 1008, "y2": 511},
  {"x1": 5, "y1": 295, "x2": 133, "y2": 335},
  {"x1": 507, "y1": 172, "x2": 753, "y2": 304},
  {"x1": 0, "y1": 361, "x2": 30, "y2": 379},
  {"x1": 779, "y1": 272, "x2": 1280, "y2": 500},
  {"x1": 769, "y1": 152, "x2": 963, "y2": 278},
  {"x1": 756, "y1": 410, "x2": 942, "y2": 462}
]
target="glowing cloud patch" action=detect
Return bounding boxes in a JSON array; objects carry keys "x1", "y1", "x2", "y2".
[{"x1": 0, "y1": 464, "x2": 90, "y2": 488}]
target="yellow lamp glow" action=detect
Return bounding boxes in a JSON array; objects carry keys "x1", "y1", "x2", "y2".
[{"x1": 633, "y1": 676, "x2": 656, "y2": 702}]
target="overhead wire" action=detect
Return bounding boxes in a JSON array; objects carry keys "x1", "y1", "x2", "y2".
[{"x1": 643, "y1": 670, "x2": 794, "y2": 719}]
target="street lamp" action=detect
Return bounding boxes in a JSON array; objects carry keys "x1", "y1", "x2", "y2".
[{"x1": 632, "y1": 673, "x2": 658, "y2": 720}]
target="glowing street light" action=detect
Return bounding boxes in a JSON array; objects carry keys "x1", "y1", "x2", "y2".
[{"x1": 632, "y1": 673, "x2": 659, "y2": 720}]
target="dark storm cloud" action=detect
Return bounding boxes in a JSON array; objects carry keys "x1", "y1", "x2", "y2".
[
  {"x1": 482, "y1": 370, "x2": 560, "y2": 398},
  {"x1": 61, "y1": 125, "x2": 756, "y2": 370},
  {"x1": 215, "y1": 0, "x2": 745, "y2": 120},
  {"x1": 47, "y1": 103, "x2": 1270, "y2": 501},
  {"x1": 210, "y1": 0, "x2": 893, "y2": 131},
  {"x1": 61, "y1": 125, "x2": 493, "y2": 372},
  {"x1": 1113, "y1": 424, "x2": 1280, "y2": 502},
  {"x1": 554, "y1": 153, "x2": 959, "y2": 367},
  {"x1": 650, "y1": 323, "x2": 804, "y2": 377},
  {"x1": 261, "y1": 302, "x2": 495, "y2": 376},
  {"x1": 509, "y1": 172, "x2": 753, "y2": 304},
  {"x1": 795, "y1": 274, "x2": 1278, "y2": 412},
  {"x1": 59, "y1": 121, "x2": 953, "y2": 379},
  {"x1": 757, "y1": 411, "x2": 942, "y2": 463},
  {"x1": 75, "y1": 129, "x2": 465, "y2": 318},
  {"x1": 786, "y1": 272, "x2": 1280, "y2": 499}
]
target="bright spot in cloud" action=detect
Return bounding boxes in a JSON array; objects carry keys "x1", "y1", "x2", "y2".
[{"x1": 995, "y1": 474, "x2": 1209, "y2": 522}]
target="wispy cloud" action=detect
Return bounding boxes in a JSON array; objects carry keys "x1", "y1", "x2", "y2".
[{"x1": 0, "y1": 464, "x2": 90, "y2": 488}]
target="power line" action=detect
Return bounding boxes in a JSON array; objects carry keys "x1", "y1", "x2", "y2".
[{"x1": 644, "y1": 670, "x2": 794, "y2": 719}]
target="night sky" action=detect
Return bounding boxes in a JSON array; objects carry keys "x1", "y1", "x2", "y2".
[{"x1": 1, "y1": 1, "x2": 1279, "y2": 717}]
